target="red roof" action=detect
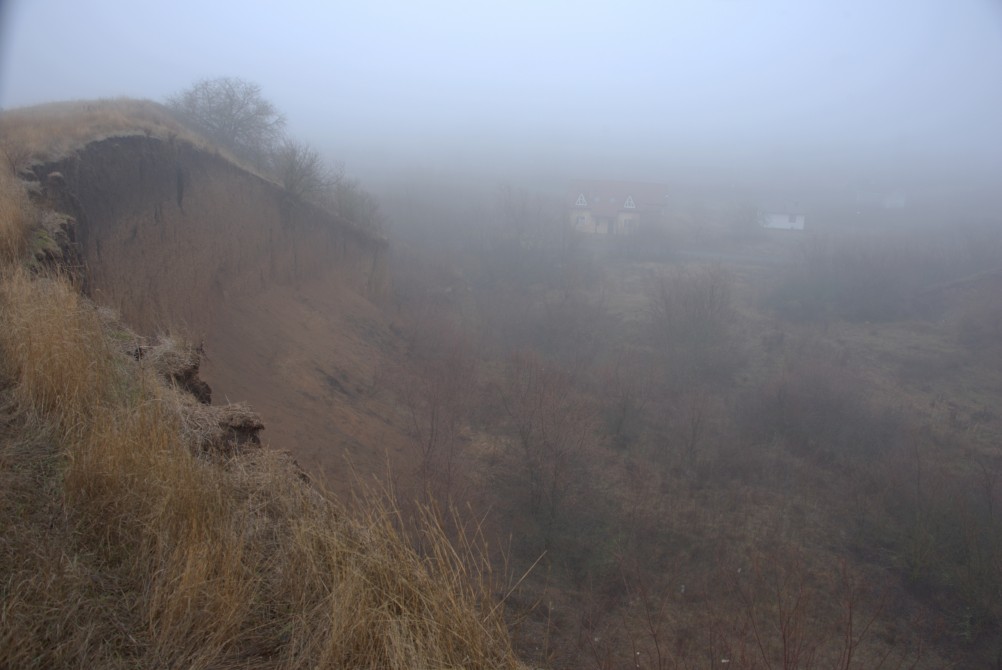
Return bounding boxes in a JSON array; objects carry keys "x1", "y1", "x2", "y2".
[{"x1": 568, "y1": 179, "x2": 670, "y2": 217}]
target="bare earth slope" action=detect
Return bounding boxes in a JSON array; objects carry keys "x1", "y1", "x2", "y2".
[{"x1": 31, "y1": 134, "x2": 408, "y2": 483}]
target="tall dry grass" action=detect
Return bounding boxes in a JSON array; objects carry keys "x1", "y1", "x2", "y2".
[
  {"x1": 0, "y1": 269, "x2": 119, "y2": 431},
  {"x1": 0, "y1": 169, "x2": 30, "y2": 264},
  {"x1": 0, "y1": 98, "x2": 269, "y2": 181},
  {"x1": 0, "y1": 99, "x2": 193, "y2": 164},
  {"x1": 0, "y1": 264, "x2": 521, "y2": 667}
]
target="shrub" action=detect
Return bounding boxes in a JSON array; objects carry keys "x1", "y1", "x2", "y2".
[
  {"x1": 492, "y1": 351, "x2": 597, "y2": 531},
  {"x1": 741, "y1": 359, "x2": 902, "y2": 459},
  {"x1": 768, "y1": 231, "x2": 988, "y2": 323},
  {"x1": 166, "y1": 77, "x2": 285, "y2": 164},
  {"x1": 272, "y1": 137, "x2": 340, "y2": 203},
  {"x1": 648, "y1": 263, "x2": 741, "y2": 385}
]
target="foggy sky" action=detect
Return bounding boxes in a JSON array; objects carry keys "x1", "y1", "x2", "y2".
[{"x1": 2, "y1": 0, "x2": 1001, "y2": 188}]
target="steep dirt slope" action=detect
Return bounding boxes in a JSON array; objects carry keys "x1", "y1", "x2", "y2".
[
  {"x1": 204, "y1": 277, "x2": 413, "y2": 483},
  {"x1": 31, "y1": 134, "x2": 410, "y2": 482}
]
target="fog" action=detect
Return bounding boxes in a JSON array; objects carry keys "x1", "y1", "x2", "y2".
[
  {"x1": 3, "y1": 0, "x2": 1001, "y2": 197},
  {"x1": 6, "y1": 3, "x2": 1002, "y2": 666}
]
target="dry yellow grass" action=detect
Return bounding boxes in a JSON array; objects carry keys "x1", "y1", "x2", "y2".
[
  {"x1": 0, "y1": 98, "x2": 276, "y2": 185},
  {"x1": 0, "y1": 268, "x2": 119, "y2": 433},
  {"x1": 0, "y1": 169, "x2": 30, "y2": 264},
  {"x1": 0, "y1": 264, "x2": 521, "y2": 668},
  {"x1": 0, "y1": 98, "x2": 197, "y2": 164}
]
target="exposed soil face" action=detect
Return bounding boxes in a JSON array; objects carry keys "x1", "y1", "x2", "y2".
[
  {"x1": 34, "y1": 135, "x2": 405, "y2": 482},
  {"x1": 34, "y1": 134, "x2": 386, "y2": 335},
  {"x1": 203, "y1": 277, "x2": 413, "y2": 485}
]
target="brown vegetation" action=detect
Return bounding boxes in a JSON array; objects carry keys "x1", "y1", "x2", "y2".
[
  {"x1": 374, "y1": 173, "x2": 1002, "y2": 667},
  {"x1": 0, "y1": 169, "x2": 30, "y2": 264},
  {"x1": 7, "y1": 95, "x2": 1001, "y2": 668},
  {"x1": 0, "y1": 98, "x2": 201, "y2": 164},
  {"x1": 0, "y1": 129, "x2": 520, "y2": 668}
]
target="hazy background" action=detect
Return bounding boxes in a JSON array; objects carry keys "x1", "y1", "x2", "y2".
[{"x1": 2, "y1": 0, "x2": 1001, "y2": 197}]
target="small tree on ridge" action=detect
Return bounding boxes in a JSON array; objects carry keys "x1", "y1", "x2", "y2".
[{"x1": 166, "y1": 76, "x2": 285, "y2": 164}]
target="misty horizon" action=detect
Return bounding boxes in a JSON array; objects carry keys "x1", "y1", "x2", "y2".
[{"x1": 2, "y1": 1, "x2": 1001, "y2": 195}]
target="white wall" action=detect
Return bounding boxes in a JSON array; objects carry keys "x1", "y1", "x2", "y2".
[{"x1": 761, "y1": 213, "x2": 805, "y2": 230}]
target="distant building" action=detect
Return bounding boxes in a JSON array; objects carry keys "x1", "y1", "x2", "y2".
[
  {"x1": 760, "y1": 211, "x2": 806, "y2": 231},
  {"x1": 568, "y1": 179, "x2": 670, "y2": 235}
]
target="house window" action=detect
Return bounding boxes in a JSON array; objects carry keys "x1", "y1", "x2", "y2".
[
  {"x1": 789, "y1": 214, "x2": 797, "y2": 223},
  {"x1": 576, "y1": 216, "x2": 585, "y2": 225}
]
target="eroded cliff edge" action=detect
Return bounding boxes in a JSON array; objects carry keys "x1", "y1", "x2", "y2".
[
  {"x1": 32, "y1": 134, "x2": 387, "y2": 336},
  {"x1": 27, "y1": 134, "x2": 402, "y2": 479}
]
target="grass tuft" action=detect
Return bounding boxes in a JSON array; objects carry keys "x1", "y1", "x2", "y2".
[
  {"x1": 0, "y1": 266, "x2": 521, "y2": 668},
  {"x1": 0, "y1": 267, "x2": 119, "y2": 434},
  {"x1": 0, "y1": 169, "x2": 30, "y2": 265}
]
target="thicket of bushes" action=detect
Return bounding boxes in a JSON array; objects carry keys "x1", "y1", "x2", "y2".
[
  {"x1": 768, "y1": 229, "x2": 1002, "y2": 322},
  {"x1": 740, "y1": 359, "x2": 903, "y2": 459}
]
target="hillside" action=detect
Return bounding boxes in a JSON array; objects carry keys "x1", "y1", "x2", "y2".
[
  {"x1": 5, "y1": 97, "x2": 1002, "y2": 669},
  {"x1": 4, "y1": 101, "x2": 419, "y2": 487},
  {"x1": 0, "y1": 102, "x2": 521, "y2": 668}
]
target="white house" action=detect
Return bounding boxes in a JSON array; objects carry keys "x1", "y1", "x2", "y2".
[{"x1": 760, "y1": 212, "x2": 806, "y2": 231}]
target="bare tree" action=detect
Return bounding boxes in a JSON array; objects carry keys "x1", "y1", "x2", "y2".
[
  {"x1": 648, "y1": 263, "x2": 739, "y2": 385},
  {"x1": 166, "y1": 77, "x2": 285, "y2": 163},
  {"x1": 331, "y1": 178, "x2": 385, "y2": 231},
  {"x1": 394, "y1": 319, "x2": 477, "y2": 498},
  {"x1": 272, "y1": 138, "x2": 340, "y2": 203},
  {"x1": 495, "y1": 351, "x2": 596, "y2": 531}
]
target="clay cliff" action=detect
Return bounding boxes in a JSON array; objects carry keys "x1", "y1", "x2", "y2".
[{"x1": 29, "y1": 133, "x2": 405, "y2": 482}]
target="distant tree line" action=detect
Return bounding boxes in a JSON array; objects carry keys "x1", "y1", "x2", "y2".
[{"x1": 166, "y1": 76, "x2": 383, "y2": 232}]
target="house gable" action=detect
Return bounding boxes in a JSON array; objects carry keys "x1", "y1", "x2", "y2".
[{"x1": 567, "y1": 179, "x2": 671, "y2": 235}]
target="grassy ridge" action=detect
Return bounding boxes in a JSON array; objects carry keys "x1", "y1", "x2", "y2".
[
  {"x1": 1, "y1": 99, "x2": 199, "y2": 166},
  {"x1": 0, "y1": 158, "x2": 519, "y2": 668}
]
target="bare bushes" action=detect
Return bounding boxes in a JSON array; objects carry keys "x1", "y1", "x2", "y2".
[
  {"x1": 953, "y1": 273, "x2": 1002, "y2": 371},
  {"x1": 272, "y1": 137, "x2": 340, "y2": 203},
  {"x1": 741, "y1": 358, "x2": 902, "y2": 459},
  {"x1": 649, "y1": 263, "x2": 741, "y2": 385},
  {"x1": 769, "y1": 230, "x2": 996, "y2": 323},
  {"x1": 392, "y1": 316, "x2": 479, "y2": 497},
  {"x1": 852, "y1": 444, "x2": 1002, "y2": 649},
  {"x1": 165, "y1": 78, "x2": 385, "y2": 231},
  {"x1": 597, "y1": 351, "x2": 652, "y2": 450},
  {"x1": 582, "y1": 546, "x2": 906, "y2": 670},
  {"x1": 332, "y1": 176, "x2": 386, "y2": 232},
  {"x1": 492, "y1": 351, "x2": 598, "y2": 532}
]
